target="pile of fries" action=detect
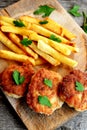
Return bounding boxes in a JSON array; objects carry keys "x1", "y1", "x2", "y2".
[{"x1": 0, "y1": 15, "x2": 79, "y2": 67}]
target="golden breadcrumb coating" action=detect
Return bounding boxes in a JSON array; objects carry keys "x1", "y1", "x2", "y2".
[
  {"x1": 58, "y1": 70, "x2": 87, "y2": 111},
  {"x1": 27, "y1": 68, "x2": 63, "y2": 115},
  {"x1": 1, "y1": 62, "x2": 34, "y2": 98}
]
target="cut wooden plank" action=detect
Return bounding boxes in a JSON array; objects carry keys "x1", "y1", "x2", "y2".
[{"x1": 0, "y1": 0, "x2": 87, "y2": 130}]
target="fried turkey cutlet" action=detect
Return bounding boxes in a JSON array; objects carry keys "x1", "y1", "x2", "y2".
[
  {"x1": 27, "y1": 68, "x2": 64, "y2": 115},
  {"x1": 0, "y1": 62, "x2": 34, "y2": 98},
  {"x1": 58, "y1": 70, "x2": 87, "y2": 111}
]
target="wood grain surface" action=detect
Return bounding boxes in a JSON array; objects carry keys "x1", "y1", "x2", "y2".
[{"x1": 0, "y1": 0, "x2": 87, "y2": 130}]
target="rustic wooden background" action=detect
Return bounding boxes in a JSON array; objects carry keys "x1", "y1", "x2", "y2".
[{"x1": 0, "y1": 0, "x2": 87, "y2": 130}]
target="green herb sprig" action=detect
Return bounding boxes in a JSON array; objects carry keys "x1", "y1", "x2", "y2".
[
  {"x1": 68, "y1": 5, "x2": 81, "y2": 17},
  {"x1": 49, "y1": 34, "x2": 62, "y2": 43},
  {"x1": 38, "y1": 95, "x2": 52, "y2": 107},
  {"x1": 20, "y1": 38, "x2": 32, "y2": 46},
  {"x1": 75, "y1": 81, "x2": 84, "y2": 92},
  {"x1": 13, "y1": 20, "x2": 25, "y2": 27},
  {"x1": 34, "y1": 5, "x2": 55, "y2": 18},
  {"x1": 12, "y1": 70, "x2": 25, "y2": 85},
  {"x1": 44, "y1": 78, "x2": 52, "y2": 88},
  {"x1": 39, "y1": 20, "x2": 48, "y2": 25},
  {"x1": 82, "y1": 12, "x2": 87, "y2": 33}
]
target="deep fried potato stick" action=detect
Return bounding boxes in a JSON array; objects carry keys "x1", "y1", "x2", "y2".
[
  {"x1": 29, "y1": 33, "x2": 72, "y2": 55},
  {"x1": 0, "y1": 20, "x2": 11, "y2": 26},
  {"x1": 0, "y1": 31, "x2": 25, "y2": 54},
  {"x1": 0, "y1": 50, "x2": 35, "y2": 65},
  {"x1": 30, "y1": 23, "x2": 69, "y2": 43},
  {"x1": 19, "y1": 15, "x2": 76, "y2": 40},
  {"x1": 29, "y1": 33, "x2": 79, "y2": 54},
  {"x1": 19, "y1": 15, "x2": 39, "y2": 24},
  {"x1": 37, "y1": 40, "x2": 78, "y2": 67},
  {"x1": 41, "y1": 17, "x2": 76, "y2": 40},
  {"x1": 1, "y1": 25, "x2": 34, "y2": 36},
  {"x1": 0, "y1": 16, "x2": 14, "y2": 24},
  {"x1": 29, "y1": 42, "x2": 60, "y2": 66},
  {"x1": 0, "y1": 16, "x2": 31, "y2": 28},
  {"x1": 35, "y1": 57, "x2": 47, "y2": 66},
  {"x1": 8, "y1": 33, "x2": 38, "y2": 59}
]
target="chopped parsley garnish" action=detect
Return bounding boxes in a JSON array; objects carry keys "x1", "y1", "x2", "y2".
[
  {"x1": 38, "y1": 95, "x2": 52, "y2": 107},
  {"x1": 39, "y1": 20, "x2": 48, "y2": 24},
  {"x1": 33, "y1": 5, "x2": 55, "y2": 18},
  {"x1": 13, "y1": 20, "x2": 25, "y2": 27},
  {"x1": 75, "y1": 81, "x2": 84, "y2": 92},
  {"x1": 49, "y1": 34, "x2": 62, "y2": 43},
  {"x1": 68, "y1": 5, "x2": 81, "y2": 17},
  {"x1": 44, "y1": 78, "x2": 52, "y2": 88},
  {"x1": 12, "y1": 70, "x2": 25, "y2": 85},
  {"x1": 20, "y1": 38, "x2": 32, "y2": 46},
  {"x1": 82, "y1": 12, "x2": 87, "y2": 33}
]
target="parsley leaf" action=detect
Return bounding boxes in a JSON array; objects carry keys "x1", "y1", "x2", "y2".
[
  {"x1": 13, "y1": 20, "x2": 25, "y2": 27},
  {"x1": 44, "y1": 78, "x2": 52, "y2": 88},
  {"x1": 68, "y1": 5, "x2": 81, "y2": 17},
  {"x1": 20, "y1": 38, "x2": 32, "y2": 46},
  {"x1": 12, "y1": 70, "x2": 20, "y2": 85},
  {"x1": 33, "y1": 5, "x2": 55, "y2": 18},
  {"x1": 12, "y1": 70, "x2": 25, "y2": 85},
  {"x1": 49, "y1": 34, "x2": 62, "y2": 43},
  {"x1": 39, "y1": 20, "x2": 48, "y2": 24},
  {"x1": 19, "y1": 76, "x2": 25, "y2": 84},
  {"x1": 75, "y1": 81, "x2": 84, "y2": 92},
  {"x1": 38, "y1": 95, "x2": 52, "y2": 107},
  {"x1": 82, "y1": 12, "x2": 87, "y2": 33}
]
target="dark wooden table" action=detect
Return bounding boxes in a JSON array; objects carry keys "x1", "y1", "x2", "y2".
[{"x1": 0, "y1": 0, "x2": 87, "y2": 130}]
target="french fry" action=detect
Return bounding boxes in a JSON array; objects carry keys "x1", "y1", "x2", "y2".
[
  {"x1": 22, "y1": 35, "x2": 28, "y2": 39},
  {"x1": 29, "y1": 42, "x2": 60, "y2": 66},
  {"x1": 0, "y1": 20, "x2": 11, "y2": 26},
  {"x1": 8, "y1": 33, "x2": 38, "y2": 59},
  {"x1": 20, "y1": 17, "x2": 75, "y2": 45},
  {"x1": 41, "y1": 18, "x2": 76, "y2": 40},
  {"x1": 1, "y1": 25, "x2": 34, "y2": 36},
  {"x1": 1, "y1": 24, "x2": 75, "y2": 48},
  {"x1": 19, "y1": 15, "x2": 39, "y2": 24},
  {"x1": 0, "y1": 16, "x2": 14, "y2": 24},
  {"x1": 0, "y1": 50, "x2": 35, "y2": 65},
  {"x1": 0, "y1": 16, "x2": 31, "y2": 29},
  {"x1": 29, "y1": 32, "x2": 48, "y2": 42},
  {"x1": 37, "y1": 40, "x2": 78, "y2": 67},
  {"x1": 21, "y1": 21, "x2": 31, "y2": 29},
  {"x1": 19, "y1": 15, "x2": 76, "y2": 40},
  {"x1": 30, "y1": 23, "x2": 69, "y2": 43},
  {"x1": 35, "y1": 57, "x2": 47, "y2": 66},
  {"x1": 0, "y1": 15, "x2": 78, "y2": 68},
  {"x1": 29, "y1": 33, "x2": 78, "y2": 53},
  {"x1": 29, "y1": 33, "x2": 72, "y2": 56},
  {"x1": 63, "y1": 44, "x2": 79, "y2": 53},
  {"x1": 19, "y1": 15, "x2": 62, "y2": 35},
  {"x1": 0, "y1": 31, "x2": 25, "y2": 54}
]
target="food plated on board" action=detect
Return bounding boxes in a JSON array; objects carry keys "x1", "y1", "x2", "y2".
[
  {"x1": 27, "y1": 68, "x2": 63, "y2": 115},
  {"x1": 0, "y1": 62, "x2": 34, "y2": 98},
  {"x1": 0, "y1": 4, "x2": 87, "y2": 116},
  {"x1": 58, "y1": 70, "x2": 87, "y2": 112}
]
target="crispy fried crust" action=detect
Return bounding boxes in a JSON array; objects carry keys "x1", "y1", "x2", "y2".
[
  {"x1": 1, "y1": 62, "x2": 34, "y2": 98},
  {"x1": 27, "y1": 68, "x2": 63, "y2": 115},
  {"x1": 58, "y1": 70, "x2": 87, "y2": 111}
]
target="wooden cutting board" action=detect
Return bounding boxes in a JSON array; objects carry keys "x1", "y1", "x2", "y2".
[{"x1": 0, "y1": 0, "x2": 87, "y2": 130}]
